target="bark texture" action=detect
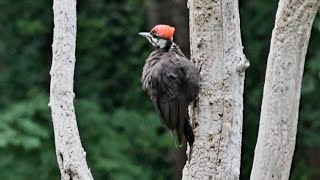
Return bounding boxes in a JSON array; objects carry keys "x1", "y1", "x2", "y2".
[
  {"x1": 182, "y1": 0, "x2": 249, "y2": 179},
  {"x1": 50, "y1": 0, "x2": 94, "y2": 179},
  {"x1": 250, "y1": 0, "x2": 320, "y2": 179}
]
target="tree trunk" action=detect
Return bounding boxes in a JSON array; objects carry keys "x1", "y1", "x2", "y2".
[
  {"x1": 182, "y1": 0, "x2": 249, "y2": 179},
  {"x1": 50, "y1": 0, "x2": 94, "y2": 179},
  {"x1": 250, "y1": 0, "x2": 320, "y2": 179}
]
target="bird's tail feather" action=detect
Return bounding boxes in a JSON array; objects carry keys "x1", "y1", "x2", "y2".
[{"x1": 184, "y1": 120, "x2": 194, "y2": 162}]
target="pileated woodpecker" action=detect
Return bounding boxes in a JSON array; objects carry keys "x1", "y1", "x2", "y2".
[{"x1": 139, "y1": 25, "x2": 199, "y2": 160}]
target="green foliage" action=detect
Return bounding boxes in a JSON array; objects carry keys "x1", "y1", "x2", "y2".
[
  {"x1": 0, "y1": 0, "x2": 169, "y2": 179},
  {"x1": 76, "y1": 101, "x2": 173, "y2": 179},
  {"x1": 76, "y1": 0, "x2": 152, "y2": 111},
  {"x1": 0, "y1": 0, "x2": 52, "y2": 107},
  {"x1": 0, "y1": 1, "x2": 174, "y2": 178},
  {"x1": 0, "y1": 93, "x2": 49, "y2": 150},
  {"x1": 0, "y1": 94, "x2": 173, "y2": 179},
  {"x1": 0, "y1": 93, "x2": 58, "y2": 179}
]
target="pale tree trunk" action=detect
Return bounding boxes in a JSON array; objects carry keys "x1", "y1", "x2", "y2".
[
  {"x1": 50, "y1": 0, "x2": 94, "y2": 179},
  {"x1": 250, "y1": 0, "x2": 320, "y2": 179},
  {"x1": 182, "y1": 0, "x2": 249, "y2": 179}
]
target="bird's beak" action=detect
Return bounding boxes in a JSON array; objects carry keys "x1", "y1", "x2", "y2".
[{"x1": 138, "y1": 32, "x2": 152, "y2": 38}]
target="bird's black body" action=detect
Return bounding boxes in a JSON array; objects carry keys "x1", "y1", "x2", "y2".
[{"x1": 141, "y1": 43, "x2": 199, "y2": 153}]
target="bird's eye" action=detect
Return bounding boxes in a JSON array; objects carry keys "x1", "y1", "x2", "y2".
[{"x1": 151, "y1": 33, "x2": 159, "y2": 38}]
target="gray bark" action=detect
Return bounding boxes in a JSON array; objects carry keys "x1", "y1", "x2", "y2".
[
  {"x1": 182, "y1": 0, "x2": 249, "y2": 179},
  {"x1": 50, "y1": 0, "x2": 94, "y2": 179},
  {"x1": 250, "y1": 0, "x2": 320, "y2": 180}
]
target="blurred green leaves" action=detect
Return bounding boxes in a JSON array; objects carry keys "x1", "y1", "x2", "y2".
[
  {"x1": 0, "y1": 0, "x2": 174, "y2": 179},
  {"x1": 0, "y1": 94, "x2": 173, "y2": 179},
  {"x1": 0, "y1": 94, "x2": 49, "y2": 150},
  {"x1": 76, "y1": 101, "x2": 172, "y2": 180}
]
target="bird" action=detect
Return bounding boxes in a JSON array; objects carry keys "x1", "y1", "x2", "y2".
[{"x1": 139, "y1": 24, "x2": 200, "y2": 161}]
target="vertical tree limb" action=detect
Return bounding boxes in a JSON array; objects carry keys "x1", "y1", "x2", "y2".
[
  {"x1": 250, "y1": 0, "x2": 320, "y2": 179},
  {"x1": 182, "y1": 0, "x2": 249, "y2": 179},
  {"x1": 50, "y1": 0, "x2": 94, "y2": 179}
]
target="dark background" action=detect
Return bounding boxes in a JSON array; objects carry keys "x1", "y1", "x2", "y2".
[{"x1": 0, "y1": 0, "x2": 319, "y2": 179}]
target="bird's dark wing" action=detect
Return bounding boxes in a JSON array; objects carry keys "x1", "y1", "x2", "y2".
[
  {"x1": 155, "y1": 64, "x2": 184, "y2": 142},
  {"x1": 142, "y1": 49, "x2": 199, "y2": 147},
  {"x1": 152, "y1": 54, "x2": 197, "y2": 145}
]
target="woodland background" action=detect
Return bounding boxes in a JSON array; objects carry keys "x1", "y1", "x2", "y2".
[{"x1": 0, "y1": 0, "x2": 319, "y2": 179}]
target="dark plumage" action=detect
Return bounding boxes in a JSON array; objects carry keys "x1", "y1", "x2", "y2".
[{"x1": 140, "y1": 25, "x2": 200, "y2": 161}]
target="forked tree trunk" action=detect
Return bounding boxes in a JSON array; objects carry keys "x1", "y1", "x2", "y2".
[
  {"x1": 250, "y1": 0, "x2": 320, "y2": 179},
  {"x1": 182, "y1": 0, "x2": 249, "y2": 179},
  {"x1": 50, "y1": 0, "x2": 94, "y2": 179}
]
